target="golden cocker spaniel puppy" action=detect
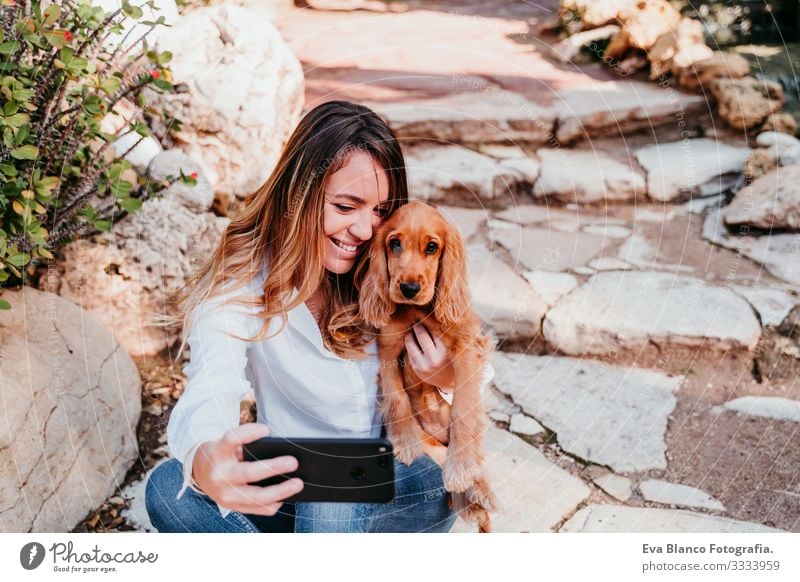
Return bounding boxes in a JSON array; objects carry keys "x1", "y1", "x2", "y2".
[{"x1": 357, "y1": 200, "x2": 498, "y2": 532}]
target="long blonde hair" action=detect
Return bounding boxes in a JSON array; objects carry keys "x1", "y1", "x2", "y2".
[{"x1": 160, "y1": 101, "x2": 409, "y2": 360}]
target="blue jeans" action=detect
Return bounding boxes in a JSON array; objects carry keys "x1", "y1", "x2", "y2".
[{"x1": 145, "y1": 456, "x2": 457, "y2": 533}]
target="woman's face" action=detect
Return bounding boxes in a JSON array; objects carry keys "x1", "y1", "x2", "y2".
[{"x1": 322, "y1": 151, "x2": 391, "y2": 274}]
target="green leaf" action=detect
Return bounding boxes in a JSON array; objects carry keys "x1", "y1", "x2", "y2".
[
  {"x1": 110, "y1": 180, "x2": 133, "y2": 198},
  {"x1": 132, "y1": 121, "x2": 150, "y2": 137},
  {"x1": 0, "y1": 298, "x2": 10, "y2": 310},
  {"x1": 44, "y1": 31, "x2": 66, "y2": 49},
  {"x1": 0, "y1": 163, "x2": 17, "y2": 177},
  {"x1": 7, "y1": 253, "x2": 30, "y2": 267},
  {"x1": 120, "y1": 197, "x2": 142, "y2": 213},
  {"x1": 0, "y1": 41, "x2": 20, "y2": 54},
  {"x1": 12, "y1": 88, "x2": 34, "y2": 102},
  {"x1": 157, "y1": 51, "x2": 172, "y2": 65},
  {"x1": 3, "y1": 112, "x2": 29, "y2": 128},
  {"x1": 10, "y1": 145, "x2": 38, "y2": 160},
  {"x1": 152, "y1": 78, "x2": 173, "y2": 91},
  {"x1": 14, "y1": 123, "x2": 29, "y2": 145},
  {"x1": 43, "y1": 4, "x2": 62, "y2": 27},
  {"x1": 94, "y1": 219, "x2": 112, "y2": 232},
  {"x1": 99, "y1": 76, "x2": 121, "y2": 96},
  {"x1": 122, "y1": 1, "x2": 144, "y2": 20}
]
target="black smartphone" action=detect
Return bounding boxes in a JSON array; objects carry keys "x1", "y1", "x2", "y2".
[{"x1": 242, "y1": 437, "x2": 395, "y2": 503}]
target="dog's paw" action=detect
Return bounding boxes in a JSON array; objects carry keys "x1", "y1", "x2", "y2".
[
  {"x1": 467, "y1": 476, "x2": 499, "y2": 514},
  {"x1": 390, "y1": 429, "x2": 424, "y2": 466},
  {"x1": 442, "y1": 453, "x2": 482, "y2": 493}
]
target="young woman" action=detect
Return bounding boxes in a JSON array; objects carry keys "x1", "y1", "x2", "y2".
[{"x1": 144, "y1": 100, "x2": 493, "y2": 533}]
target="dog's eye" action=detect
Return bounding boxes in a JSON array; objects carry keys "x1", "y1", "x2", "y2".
[
  {"x1": 425, "y1": 242, "x2": 439, "y2": 255},
  {"x1": 389, "y1": 239, "x2": 401, "y2": 255}
]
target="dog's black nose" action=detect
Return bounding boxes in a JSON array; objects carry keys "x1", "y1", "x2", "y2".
[{"x1": 399, "y1": 282, "x2": 421, "y2": 299}]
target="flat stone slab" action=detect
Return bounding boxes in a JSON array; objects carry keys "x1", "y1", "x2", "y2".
[
  {"x1": 703, "y1": 207, "x2": 800, "y2": 286},
  {"x1": 731, "y1": 286, "x2": 797, "y2": 327},
  {"x1": 532, "y1": 149, "x2": 645, "y2": 204},
  {"x1": 543, "y1": 271, "x2": 762, "y2": 357},
  {"x1": 490, "y1": 221, "x2": 610, "y2": 272},
  {"x1": 451, "y1": 425, "x2": 590, "y2": 532},
  {"x1": 492, "y1": 352, "x2": 681, "y2": 473},
  {"x1": 555, "y1": 81, "x2": 707, "y2": 144},
  {"x1": 635, "y1": 138, "x2": 750, "y2": 202},
  {"x1": 509, "y1": 413, "x2": 546, "y2": 437},
  {"x1": 438, "y1": 205, "x2": 488, "y2": 242},
  {"x1": 521, "y1": 270, "x2": 579, "y2": 307},
  {"x1": 712, "y1": 396, "x2": 800, "y2": 423},
  {"x1": 467, "y1": 242, "x2": 548, "y2": 342},
  {"x1": 640, "y1": 479, "x2": 726, "y2": 512},
  {"x1": 406, "y1": 145, "x2": 534, "y2": 205},
  {"x1": 588, "y1": 257, "x2": 634, "y2": 271},
  {"x1": 617, "y1": 233, "x2": 695, "y2": 273},
  {"x1": 365, "y1": 91, "x2": 557, "y2": 145},
  {"x1": 590, "y1": 470, "x2": 633, "y2": 502},
  {"x1": 560, "y1": 504, "x2": 785, "y2": 532}
]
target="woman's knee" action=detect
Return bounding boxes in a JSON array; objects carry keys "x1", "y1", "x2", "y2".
[
  {"x1": 144, "y1": 459, "x2": 182, "y2": 529},
  {"x1": 144, "y1": 458, "x2": 259, "y2": 533}
]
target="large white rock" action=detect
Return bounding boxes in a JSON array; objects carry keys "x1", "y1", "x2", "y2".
[
  {"x1": 405, "y1": 146, "x2": 534, "y2": 205},
  {"x1": 532, "y1": 149, "x2": 645, "y2": 204},
  {"x1": 0, "y1": 287, "x2": 141, "y2": 532},
  {"x1": 560, "y1": 504, "x2": 784, "y2": 532},
  {"x1": 635, "y1": 138, "x2": 750, "y2": 202},
  {"x1": 543, "y1": 271, "x2": 762, "y2": 356},
  {"x1": 365, "y1": 91, "x2": 557, "y2": 145},
  {"x1": 639, "y1": 479, "x2": 726, "y2": 511},
  {"x1": 151, "y1": 3, "x2": 304, "y2": 204},
  {"x1": 40, "y1": 198, "x2": 228, "y2": 357},
  {"x1": 451, "y1": 425, "x2": 590, "y2": 532},
  {"x1": 492, "y1": 352, "x2": 681, "y2": 473},
  {"x1": 723, "y1": 164, "x2": 800, "y2": 230},
  {"x1": 467, "y1": 243, "x2": 548, "y2": 342}
]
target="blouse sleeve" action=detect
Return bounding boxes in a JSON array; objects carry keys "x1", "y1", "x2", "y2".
[{"x1": 166, "y1": 278, "x2": 263, "y2": 519}]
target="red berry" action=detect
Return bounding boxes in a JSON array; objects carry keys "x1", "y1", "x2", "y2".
[
  {"x1": 190, "y1": 172, "x2": 198, "y2": 179},
  {"x1": 150, "y1": 70, "x2": 160, "y2": 79},
  {"x1": 64, "y1": 30, "x2": 73, "y2": 42}
]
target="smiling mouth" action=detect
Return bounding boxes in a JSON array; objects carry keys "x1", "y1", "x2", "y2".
[{"x1": 331, "y1": 238, "x2": 361, "y2": 253}]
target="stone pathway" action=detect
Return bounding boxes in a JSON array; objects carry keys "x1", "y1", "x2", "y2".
[{"x1": 117, "y1": 0, "x2": 800, "y2": 533}]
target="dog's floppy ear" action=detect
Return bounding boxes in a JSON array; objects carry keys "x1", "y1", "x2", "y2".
[
  {"x1": 357, "y1": 225, "x2": 393, "y2": 328},
  {"x1": 434, "y1": 223, "x2": 471, "y2": 327}
]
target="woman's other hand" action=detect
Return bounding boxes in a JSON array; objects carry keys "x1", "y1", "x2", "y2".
[
  {"x1": 404, "y1": 322, "x2": 455, "y2": 391},
  {"x1": 191, "y1": 423, "x2": 304, "y2": 516}
]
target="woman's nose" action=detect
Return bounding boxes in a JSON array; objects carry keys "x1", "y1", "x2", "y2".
[{"x1": 349, "y1": 209, "x2": 375, "y2": 240}]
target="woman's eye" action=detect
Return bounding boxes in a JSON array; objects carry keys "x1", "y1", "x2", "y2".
[
  {"x1": 374, "y1": 207, "x2": 390, "y2": 217},
  {"x1": 389, "y1": 239, "x2": 401, "y2": 254},
  {"x1": 425, "y1": 242, "x2": 439, "y2": 254},
  {"x1": 335, "y1": 204, "x2": 355, "y2": 212}
]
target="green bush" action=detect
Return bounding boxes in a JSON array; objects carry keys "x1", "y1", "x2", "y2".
[{"x1": 0, "y1": 0, "x2": 190, "y2": 309}]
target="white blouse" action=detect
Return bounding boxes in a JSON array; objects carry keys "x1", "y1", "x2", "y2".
[{"x1": 166, "y1": 263, "x2": 495, "y2": 517}]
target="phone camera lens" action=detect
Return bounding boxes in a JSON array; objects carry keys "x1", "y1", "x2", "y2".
[{"x1": 351, "y1": 467, "x2": 367, "y2": 481}]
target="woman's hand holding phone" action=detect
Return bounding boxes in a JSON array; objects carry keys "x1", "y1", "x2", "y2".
[{"x1": 191, "y1": 423, "x2": 304, "y2": 516}]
